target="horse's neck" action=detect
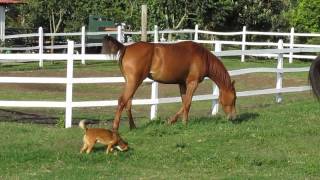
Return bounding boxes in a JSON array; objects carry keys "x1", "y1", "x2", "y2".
[{"x1": 207, "y1": 56, "x2": 232, "y2": 90}]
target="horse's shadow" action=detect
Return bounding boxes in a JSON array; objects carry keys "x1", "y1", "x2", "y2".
[
  {"x1": 232, "y1": 112, "x2": 260, "y2": 124},
  {"x1": 139, "y1": 112, "x2": 260, "y2": 129},
  {"x1": 191, "y1": 112, "x2": 260, "y2": 125}
]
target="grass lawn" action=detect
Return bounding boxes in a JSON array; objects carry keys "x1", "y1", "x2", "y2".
[{"x1": 0, "y1": 57, "x2": 319, "y2": 179}]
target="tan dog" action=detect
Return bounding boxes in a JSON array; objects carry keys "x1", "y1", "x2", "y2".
[{"x1": 79, "y1": 120, "x2": 128, "y2": 154}]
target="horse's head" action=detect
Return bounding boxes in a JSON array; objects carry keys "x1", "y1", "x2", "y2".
[
  {"x1": 101, "y1": 35, "x2": 124, "y2": 55},
  {"x1": 219, "y1": 80, "x2": 237, "y2": 120}
]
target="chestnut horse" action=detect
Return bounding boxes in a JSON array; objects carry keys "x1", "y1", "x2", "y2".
[
  {"x1": 309, "y1": 56, "x2": 320, "y2": 99},
  {"x1": 102, "y1": 36, "x2": 237, "y2": 130}
]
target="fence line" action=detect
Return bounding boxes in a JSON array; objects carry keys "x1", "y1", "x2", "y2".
[
  {"x1": 1, "y1": 25, "x2": 320, "y2": 66},
  {"x1": 0, "y1": 39, "x2": 318, "y2": 128}
]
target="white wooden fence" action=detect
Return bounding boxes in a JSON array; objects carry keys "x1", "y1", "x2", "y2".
[
  {"x1": 0, "y1": 39, "x2": 318, "y2": 128},
  {"x1": 1, "y1": 25, "x2": 320, "y2": 66}
]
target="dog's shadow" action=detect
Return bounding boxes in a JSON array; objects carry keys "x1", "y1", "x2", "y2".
[{"x1": 90, "y1": 145, "x2": 132, "y2": 154}]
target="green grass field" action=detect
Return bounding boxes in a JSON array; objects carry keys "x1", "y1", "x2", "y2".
[{"x1": 0, "y1": 57, "x2": 319, "y2": 179}]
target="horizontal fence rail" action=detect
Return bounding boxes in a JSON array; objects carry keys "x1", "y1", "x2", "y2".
[
  {"x1": 0, "y1": 39, "x2": 318, "y2": 127},
  {"x1": 1, "y1": 25, "x2": 320, "y2": 66}
]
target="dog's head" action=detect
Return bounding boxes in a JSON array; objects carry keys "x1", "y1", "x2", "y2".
[{"x1": 116, "y1": 138, "x2": 128, "y2": 151}]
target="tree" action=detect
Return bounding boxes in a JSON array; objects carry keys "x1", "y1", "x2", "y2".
[
  {"x1": 291, "y1": 0, "x2": 320, "y2": 32},
  {"x1": 6, "y1": 0, "x2": 298, "y2": 41},
  {"x1": 224, "y1": 0, "x2": 290, "y2": 32},
  {"x1": 17, "y1": 0, "x2": 74, "y2": 52}
]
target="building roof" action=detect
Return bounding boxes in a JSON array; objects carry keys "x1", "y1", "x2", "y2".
[{"x1": 0, "y1": 0, "x2": 24, "y2": 5}]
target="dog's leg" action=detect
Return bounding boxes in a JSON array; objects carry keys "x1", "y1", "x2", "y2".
[
  {"x1": 106, "y1": 144, "x2": 114, "y2": 154},
  {"x1": 106, "y1": 137, "x2": 118, "y2": 154},
  {"x1": 80, "y1": 136, "x2": 89, "y2": 153},
  {"x1": 86, "y1": 144, "x2": 94, "y2": 154},
  {"x1": 80, "y1": 143, "x2": 88, "y2": 153}
]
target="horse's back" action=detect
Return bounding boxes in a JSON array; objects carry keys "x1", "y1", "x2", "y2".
[
  {"x1": 151, "y1": 41, "x2": 208, "y2": 83},
  {"x1": 123, "y1": 41, "x2": 208, "y2": 83}
]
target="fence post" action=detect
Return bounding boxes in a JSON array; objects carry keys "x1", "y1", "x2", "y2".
[
  {"x1": 215, "y1": 41, "x2": 221, "y2": 53},
  {"x1": 150, "y1": 25, "x2": 159, "y2": 120},
  {"x1": 211, "y1": 42, "x2": 222, "y2": 115},
  {"x1": 38, "y1": 27, "x2": 44, "y2": 67},
  {"x1": 117, "y1": 25, "x2": 122, "y2": 42},
  {"x1": 81, "y1": 26, "x2": 86, "y2": 65},
  {"x1": 65, "y1": 40, "x2": 74, "y2": 128},
  {"x1": 241, "y1": 26, "x2": 246, "y2": 62},
  {"x1": 289, "y1": 27, "x2": 294, "y2": 64},
  {"x1": 154, "y1": 25, "x2": 159, "y2": 43},
  {"x1": 276, "y1": 39, "x2": 283, "y2": 103},
  {"x1": 0, "y1": 6, "x2": 4, "y2": 41},
  {"x1": 194, "y1": 24, "x2": 199, "y2": 41},
  {"x1": 211, "y1": 84, "x2": 219, "y2": 115}
]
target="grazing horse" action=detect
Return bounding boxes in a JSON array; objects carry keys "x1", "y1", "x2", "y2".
[
  {"x1": 309, "y1": 56, "x2": 320, "y2": 99},
  {"x1": 102, "y1": 36, "x2": 237, "y2": 130}
]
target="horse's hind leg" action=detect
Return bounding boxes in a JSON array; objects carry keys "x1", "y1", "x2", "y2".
[
  {"x1": 113, "y1": 80, "x2": 141, "y2": 130},
  {"x1": 126, "y1": 99, "x2": 136, "y2": 129},
  {"x1": 168, "y1": 83, "x2": 186, "y2": 124}
]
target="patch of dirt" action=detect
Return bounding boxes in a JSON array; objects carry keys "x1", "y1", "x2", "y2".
[
  {"x1": 2, "y1": 84, "x2": 66, "y2": 92},
  {"x1": 0, "y1": 108, "x2": 106, "y2": 125},
  {"x1": 0, "y1": 108, "x2": 59, "y2": 124}
]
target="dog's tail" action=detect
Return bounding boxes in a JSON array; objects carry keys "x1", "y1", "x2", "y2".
[{"x1": 79, "y1": 120, "x2": 88, "y2": 131}]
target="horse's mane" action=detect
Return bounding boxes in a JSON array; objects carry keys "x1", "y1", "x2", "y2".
[
  {"x1": 309, "y1": 56, "x2": 320, "y2": 100},
  {"x1": 205, "y1": 48, "x2": 233, "y2": 90}
]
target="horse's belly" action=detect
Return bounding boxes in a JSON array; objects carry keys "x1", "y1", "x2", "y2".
[{"x1": 148, "y1": 70, "x2": 186, "y2": 84}]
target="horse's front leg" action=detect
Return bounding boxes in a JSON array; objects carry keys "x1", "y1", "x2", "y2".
[
  {"x1": 168, "y1": 83, "x2": 186, "y2": 124},
  {"x1": 182, "y1": 80, "x2": 199, "y2": 124},
  {"x1": 113, "y1": 81, "x2": 140, "y2": 130}
]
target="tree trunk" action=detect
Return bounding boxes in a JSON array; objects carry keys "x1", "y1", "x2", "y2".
[
  {"x1": 141, "y1": 5, "x2": 148, "y2": 42},
  {"x1": 50, "y1": 10, "x2": 63, "y2": 54}
]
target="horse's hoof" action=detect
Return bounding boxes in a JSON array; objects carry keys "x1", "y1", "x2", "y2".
[
  {"x1": 167, "y1": 117, "x2": 177, "y2": 125},
  {"x1": 182, "y1": 120, "x2": 188, "y2": 126}
]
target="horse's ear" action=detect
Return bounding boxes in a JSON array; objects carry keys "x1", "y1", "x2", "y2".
[{"x1": 232, "y1": 80, "x2": 235, "y2": 86}]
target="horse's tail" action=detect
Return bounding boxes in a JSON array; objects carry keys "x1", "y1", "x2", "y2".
[
  {"x1": 118, "y1": 47, "x2": 126, "y2": 77},
  {"x1": 101, "y1": 35, "x2": 126, "y2": 76},
  {"x1": 309, "y1": 56, "x2": 320, "y2": 100}
]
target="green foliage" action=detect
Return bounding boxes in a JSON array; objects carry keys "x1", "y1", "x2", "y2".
[
  {"x1": 227, "y1": 0, "x2": 290, "y2": 31},
  {"x1": 6, "y1": 0, "x2": 294, "y2": 33},
  {"x1": 56, "y1": 115, "x2": 65, "y2": 128},
  {"x1": 290, "y1": 0, "x2": 320, "y2": 32}
]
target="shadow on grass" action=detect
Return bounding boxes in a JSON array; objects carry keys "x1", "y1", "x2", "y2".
[
  {"x1": 86, "y1": 144, "x2": 133, "y2": 155},
  {"x1": 139, "y1": 112, "x2": 260, "y2": 130},
  {"x1": 232, "y1": 112, "x2": 260, "y2": 124},
  {"x1": 191, "y1": 112, "x2": 259, "y2": 125}
]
